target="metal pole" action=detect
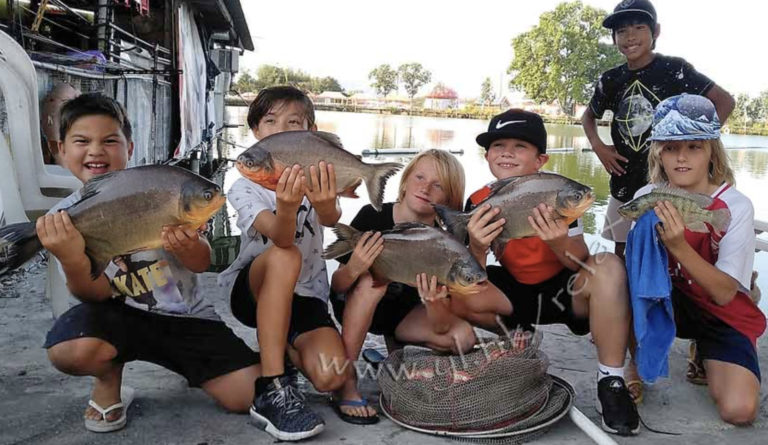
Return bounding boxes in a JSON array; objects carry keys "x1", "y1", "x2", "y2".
[{"x1": 569, "y1": 407, "x2": 619, "y2": 445}]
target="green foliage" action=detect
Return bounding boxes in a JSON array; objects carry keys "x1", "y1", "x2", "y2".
[
  {"x1": 234, "y1": 65, "x2": 344, "y2": 94},
  {"x1": 369, "y1": 64, "x2": 398, "y2": 97},
  {"x1": 745, "y1": 91, "x2": 768, "y2": 123},
  {"x1": 480, "y1": 77, "x2": 496, "y2": 106},
  {"x1": 507, "y1": 1, "x2": 622, "y2": 116},
  {"x1": 397, "y1": 63, "x2": 432, "y2": 100}
]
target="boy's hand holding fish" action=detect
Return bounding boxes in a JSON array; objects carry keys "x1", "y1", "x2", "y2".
[
  {"x1": 36, "y1": 211, "x2": 86, "y2": 265},
  {"x1": 345, "y1": 231, "x2": 384, "y2": 279},
  {"x1": 466, "y1": 204, "x2": 505, "y2": 263},
  {"x1": 304, "y1": 161, "x2": 341, "y2": 226},
  {"x1": 529, "y1": 203, "x2": 569, "y2": 250},
  {"x1": 416, "y1": 273, "x2": 448, "y2": 303},
  {"x1": 654, "y1": 200, "x2": 688, "y2": 253},
  {"x1": 161, "y1": 225, "x2": 210, "y2": 273}
]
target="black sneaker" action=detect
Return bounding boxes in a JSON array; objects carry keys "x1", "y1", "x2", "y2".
[
  {"x1": 250, "y1": 375, "x2": 324, "y2": 441},
  {"x1": 596, "y1": 376, "x2": 640, "y2": 436}
]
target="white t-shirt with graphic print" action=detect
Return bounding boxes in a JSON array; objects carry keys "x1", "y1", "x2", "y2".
[{"x1": 217, "y1": 177, "x2": 330, "y2": 302}]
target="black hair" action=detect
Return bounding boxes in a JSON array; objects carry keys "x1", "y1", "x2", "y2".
[
  {"x1": 611, "y1": 15, "x2": 658, "y2": 50},
  {"x1": 246, "y1": 85, "x2": 316, "y2": 130},
  {"x1": 59, "y1": 92, "x2": 132, "y2": 141}
]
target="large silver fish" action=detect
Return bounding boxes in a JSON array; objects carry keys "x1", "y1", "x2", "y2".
[
  {"x1": 0, "y1": 165, "x2": 225, "y2": 278},
  {"x1": 435, "y1": 172, "x2": 594, "y2": 258},
  {"x1": 323, "y1": 223, "x2": 488, "y2": 295},
  {"x1": 236, "y1": 130, "x2": 401, "y2": 211}
]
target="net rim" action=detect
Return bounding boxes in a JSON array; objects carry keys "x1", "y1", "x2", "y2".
[{"x1": 378, "y1": 374, "x2": 574, "y2": 439}]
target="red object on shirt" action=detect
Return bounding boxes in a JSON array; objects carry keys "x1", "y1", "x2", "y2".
[
  {"x1": 668, "y1": 185, "x2": 766, "y2": 346},
  {"x1": 469, "y1": 186, "x2": 565, "y2": 285}
]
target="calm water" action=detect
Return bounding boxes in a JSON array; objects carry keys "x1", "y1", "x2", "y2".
[{"x1": 221, "y1": 108, "x2": 768, "y2": 312}]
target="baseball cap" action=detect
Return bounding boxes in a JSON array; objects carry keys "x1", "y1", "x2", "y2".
[
  {"x1": 476, "y1": 109, "x2": 547, "y2": 153},
  {"x1": 649, "y1": 94, "x2": 721, "y2": 142},
  {"x1": 603, "y1": 0, "x2": 657, "y2": 29}
]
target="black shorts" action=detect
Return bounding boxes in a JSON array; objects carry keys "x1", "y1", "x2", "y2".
[
  {"x1": 230, "y1": 265, "x2": 336, "y2": 345},
  {"x1": 44, "y1": 301, "x2": 260, "y2": 387},
  {"x1": 672, "y1": 288, "x2": 761, "y2": 381},
  {"x1": 487, "y1": 265, "x2": 590, "y2": 336},
  {"x1": 330, "y1": 282, "x2": 422, "y2": 338}
]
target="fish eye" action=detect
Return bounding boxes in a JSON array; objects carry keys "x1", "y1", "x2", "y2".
[
  {"x1": 204, "y1": 191, "x2": 213, "y2": 201},
  {"x1": 246, "y1": 160, "x2": 254, "y2": 168}
]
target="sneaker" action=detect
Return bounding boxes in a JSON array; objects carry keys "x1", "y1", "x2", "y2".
[
  {"x1": 250, "y1": 375, "x2": 324, "y2": 441},
  {"x1": 595, "y1": 376, "x2": 640, "y2": 436}
]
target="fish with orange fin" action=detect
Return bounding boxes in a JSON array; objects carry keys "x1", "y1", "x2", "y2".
[{"x1": 235, "y1": 130, "x2": 402, "y2": 211}]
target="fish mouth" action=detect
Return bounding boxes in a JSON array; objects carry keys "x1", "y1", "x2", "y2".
[{"x1": 449, "y1": 280, "x2": 488, "y2": 295}]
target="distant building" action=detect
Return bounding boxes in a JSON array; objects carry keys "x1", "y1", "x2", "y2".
[
  {"x1": 349, "y1": 92, "x2": 380, "y2": 108},
  {"x1": 424, "y1": 84, "x2": 459, "y2": 110},
  {"x1": 315, "y1": 91, "x2": 348, "y2": 105}
]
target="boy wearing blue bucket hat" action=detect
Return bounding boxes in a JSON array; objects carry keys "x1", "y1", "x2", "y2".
[{"x1": 630, "y1": 94, "x2": 764, "y2": 425}]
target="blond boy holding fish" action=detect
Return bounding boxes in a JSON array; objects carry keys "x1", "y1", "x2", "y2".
[{"x1": 455, "y1": 109, "x2": 640, "y2": 436}]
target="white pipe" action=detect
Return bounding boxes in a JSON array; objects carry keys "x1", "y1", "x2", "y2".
[{"x1": 569, "y1": 407, "x2": 619, "y2": 445}]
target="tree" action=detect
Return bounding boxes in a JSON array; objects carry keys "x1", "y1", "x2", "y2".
[
  {"x1": 234, "y1": 69, "x2": 258, "y2": 93},
  {"x1": 745, "y1": 90, "x2": 768, "y2": 123},
  {"x1": 398, "y1": 62, "x2": 432, "y2": 104},
  {"x1": 309, "y1": 76, "x2": 343, "y2": 94},
  {"x1": 368, "y1": 64, "x2": 398, "y2": 98},
  {"x1": 248, "y1": 64, "x2": 343, "y2": 94},
  {"x1": 507, "y1": 1, "x2": 623, "y2": 116},
  {"x1": 480, "y1": 77, "x2": 496, "y2": 106}
]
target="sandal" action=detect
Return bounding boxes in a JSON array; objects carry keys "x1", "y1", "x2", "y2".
[
  {"x1": 331, "y1": 398, "x2": 380, "y2": 425},
  {"x1": 84, "y1": 386, "x2": 135, "y2": 433},
  {"x1": 686, "y1": 341, "x2": 708, "y2": 385}
]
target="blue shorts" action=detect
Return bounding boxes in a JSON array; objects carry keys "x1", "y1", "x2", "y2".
[{"x1": 672, "y1": 288, "x2": 761, "y2": 381}]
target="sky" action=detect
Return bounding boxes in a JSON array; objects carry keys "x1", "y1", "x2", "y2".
[{"x1": 239, "y1": 0, "x2": 768, "y2": 99}]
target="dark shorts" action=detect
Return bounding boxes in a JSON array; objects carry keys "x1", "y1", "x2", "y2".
[
  {"x1": 330, "y1": 282, "x2": 422, "y2": 338},
  {"x1": 231, "y1": 265, "x2": 336, "y2": 345},
  {"x1": 672, "y1": 288, "x2": 761, "y2": 381},
  {"x1": 44, "y1": 301, "x2": 260, "y2": 387},
  {"x1": 487, "y1": 265, "x2": 590, "y2": 336}
]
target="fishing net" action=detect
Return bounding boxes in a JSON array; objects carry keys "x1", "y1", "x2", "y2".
[{"x1": 378, "y1": 331, "x2": 573, "y2": 443}]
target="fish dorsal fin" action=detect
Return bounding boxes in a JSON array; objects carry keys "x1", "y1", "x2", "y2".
[
  {"x1": 311, "y1": 131, "x2": 345, "y2": 150},
  {"x1": 389, "y1": 222, "x2": 430, "y2": 232},
  {"x1": 655, "y1": 186, "x2": 713, "y2": 208},
  {"x1": 477, "y1": 176, "x2": 521, "y2": 204},
  {"x1": 72, "y1": 170, "x2": 121, "y2": 206}
]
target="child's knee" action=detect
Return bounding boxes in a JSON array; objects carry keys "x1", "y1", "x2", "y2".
[
  {"x1": 268, "y1": 245, "x2": 301, "y2": 268},
  {"x1": 447, "y1": 322, "x2": 477, "y2": 355},
  {"x1": 718, "y1": 396, "x2": 758, "y2": 425},
  {"x1": 309, "y1": 365, "x2": 347, "y2": 393},
  {"x1": 47, "y1": 339, "x2": 110, "y2": 373}
]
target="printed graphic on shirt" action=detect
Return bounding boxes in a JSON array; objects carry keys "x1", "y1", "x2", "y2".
[
  {"x1": 108, "y1": 253, "x2": 188, "y2": 314},
  {"x1": 615, "y1": 81, "x2": 660, "y2": 153}
]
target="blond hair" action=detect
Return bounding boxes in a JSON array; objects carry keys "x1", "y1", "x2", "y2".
[
  {"x1": 397, "y1": 149, "x2": 465, "y2": 211},
  {"x1": 648, "y1": 138, "x2": 734, "y2": 186}
]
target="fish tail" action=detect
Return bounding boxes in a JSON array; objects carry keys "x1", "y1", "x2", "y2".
[
  {"x1": 709, "y1": 208, "x2": 731, "y2": 233},
  {"x1": 0, "y1": 222, "x2": 42, "y2": 276},
  {"x1": 365, "y1": 162, "x2": 402, "y2": 211},
  {"x1": 323, "y1": 223, "x2": 361, "y2": 259},
  {"x1": 434, "y1": 205, "x2": 469, "y2": 242}
]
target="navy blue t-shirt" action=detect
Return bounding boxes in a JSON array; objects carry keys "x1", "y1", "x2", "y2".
[{"x1": 589, "y1": 54, "x2": 713, "y2": 202}]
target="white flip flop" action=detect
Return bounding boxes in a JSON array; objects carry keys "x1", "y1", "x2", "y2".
[{"x1": 84, "y1": 386, "x2": 135, "y2": 433}]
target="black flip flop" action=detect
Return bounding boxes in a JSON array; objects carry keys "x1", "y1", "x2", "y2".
[
  {"x1": 331, "y1": 398, "x2": 380, "y2": 425},
  {"x1": 361, "y1": 348, "x2": 386, "y2": 370}
]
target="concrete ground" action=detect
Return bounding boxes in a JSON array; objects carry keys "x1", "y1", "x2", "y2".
[{"x1": 1, "y1": 266, "x2": 767, "y2": 445}]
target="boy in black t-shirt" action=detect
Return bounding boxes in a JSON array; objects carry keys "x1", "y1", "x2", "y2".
[{"x1": 581, "y1": 0, "x2": 734, "y2": 259}]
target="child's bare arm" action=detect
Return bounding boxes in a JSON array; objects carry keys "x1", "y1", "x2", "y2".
[
  {"x1": 305, "y1": 161, "x2": 341, "y2": 227},
  {"x1": 162, "y1": 225, "x2": 211, "y2": 272},
  {"x1": 655, "y1": 201, "x2": 739, "y2": 305},
  {"x1": 706, "y1": 85, "x2": 735, "y2": 124},
  {"x1": 466, "y1": 204, "x2": 505, "y2": 266},
  {"x1": 36, "y1": 212, "x2": 113, "y2": 300},
  {"x1": 581, "y1": 108, "x2": 628, "y2": 175},
  {"x1": 252, "y1": 165, "x2": 304, "y2": 248}
]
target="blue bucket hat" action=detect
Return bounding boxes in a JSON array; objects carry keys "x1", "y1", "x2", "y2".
[{"x1": 648, "y1": 94, "x2": 720, "y2": 141}]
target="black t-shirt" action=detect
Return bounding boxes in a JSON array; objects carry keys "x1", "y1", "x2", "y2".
[
  {"x1": 336, "y1": 202, "x2": 396, "y2": 265},
  {"x1": 589, "y1": 54, "x2": 713, "y2": 202}
]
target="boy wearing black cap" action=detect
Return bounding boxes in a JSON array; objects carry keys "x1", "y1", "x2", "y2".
[
  {"x1": 581, "y1": 0, "x2": 734, "y2": 259},
  {"x1": 461, "y1": 109, "x2": 639, "y2": 436}
]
